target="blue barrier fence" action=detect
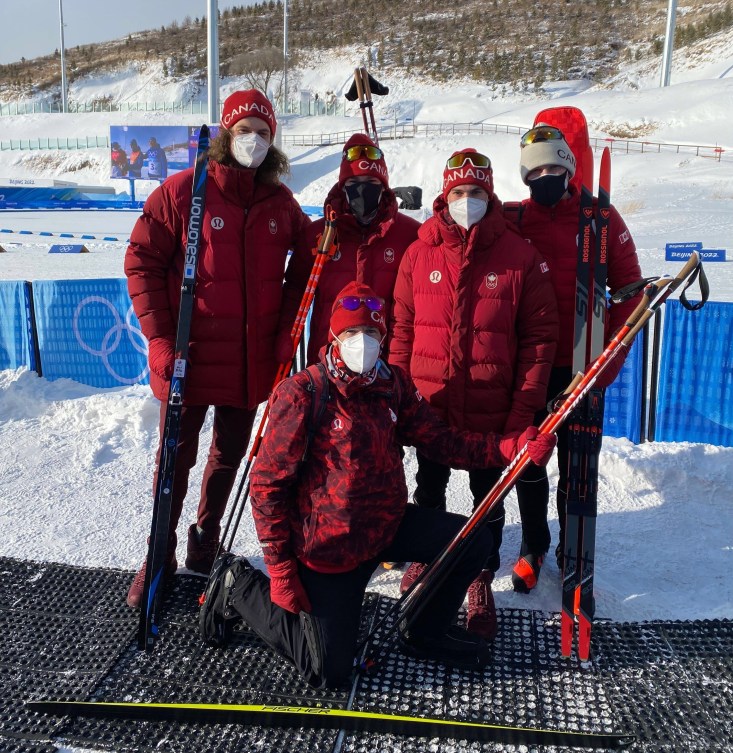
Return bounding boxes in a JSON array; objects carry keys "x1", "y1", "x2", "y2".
[
  {"x1": 656, "y1": 300, "x2": 733, "y2": 445},
  {"x1": 1, "y1": 277, "x2": 730, "y2": 446},
  {"x1": 32, "y1": 279, "x2": 149, "y2": 388}
]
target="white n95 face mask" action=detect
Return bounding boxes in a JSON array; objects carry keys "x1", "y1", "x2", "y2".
[
  {"x1": 448, "y1": 197, "x2": 488, "y2": 229},
  {"x1": 231, "y1": 133, "x2": 270, "y2": 168},
  {"x1": 337, "y1": 332, "x2": 381, "y2": 373}
]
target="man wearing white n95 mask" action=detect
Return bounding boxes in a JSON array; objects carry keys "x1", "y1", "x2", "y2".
[{"x1": 389, "y1": 148, "x2": 559, "y2": 642}]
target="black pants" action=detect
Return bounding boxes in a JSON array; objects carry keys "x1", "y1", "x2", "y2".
[
  {"x1": 414, "y1": 455, "x2": 503, "y2": 572},
  {"x1": 514, "y1": 366, "x2": 574, "y2": 554},
  {"x1": 228, "y1": 505, "x2": 492, "y2": 689}
]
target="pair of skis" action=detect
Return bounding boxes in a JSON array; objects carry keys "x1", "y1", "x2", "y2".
[
  {"x1": 562, "y1": 144, "x2": 612, "y2": 660},
  {"x1": 138, "y1": 125, "x2": 209, "y2": 651}
]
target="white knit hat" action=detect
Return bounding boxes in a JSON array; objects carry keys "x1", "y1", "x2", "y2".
[{"x1": 519, "y1": 125, "x2": 577, "y2": 184}]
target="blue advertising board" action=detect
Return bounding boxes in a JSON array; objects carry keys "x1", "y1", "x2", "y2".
[
  {"x1": 32, "y1": 279, "x2": 149, "y2": 388},
  {"x1": 49, "y1": 244, "x2": 88, "y2": 254},
  {"x1": 602, "y1": 335, "x2": 643, "y2": 443},
  {"x1": 665, "y1": 242, "x2": 702, "y2": 262},
  {"x1": 0, "y1": 280, "x2": 32, "y2": 370},
  {"x1": 188, "y1": 125, "x2": 219, "y2": 166},
  {"x1": 656, "y1": 300, "x2": 733, "y2": 447}
]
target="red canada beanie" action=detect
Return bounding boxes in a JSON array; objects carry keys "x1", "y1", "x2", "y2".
[
  {"x1": 220, "y1": 89, "x2": 277, "y2": 138},
  {"x1": 442, "y1": 148, "x2": 494, "y2": 200},
  {"x1": 339, "y1": 133, "x2": 389, "y2": 187},
  {"x1": 329, "y1": 281, "x2": 387, "y2": 339}
]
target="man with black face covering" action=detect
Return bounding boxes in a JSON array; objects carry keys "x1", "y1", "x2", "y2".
[
  {"x1": 505, "y1": 124, "x2": 642, "y2": 595},
  {"x1": 278, "y1": 133, "x2": 420, "y2": 366}
]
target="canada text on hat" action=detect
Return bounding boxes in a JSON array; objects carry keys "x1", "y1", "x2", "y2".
[
  {"x1": 220, "y1": 90, "x2": 277, "y2": 137},
  {"x1": 442, "y1": 150, "x2": 493, "y2": 199},
  {"x1": 520, "y1": 127, "x2": 576, "y2": 184},
  {"x1": 339, "y1": 133, "x2": 389, "y2": 187}
]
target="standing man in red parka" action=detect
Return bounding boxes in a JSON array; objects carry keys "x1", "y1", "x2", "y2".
[
  {"x1": 277, "y1": 133, "x2": 420, "y2": 365},
  {"x1": 389, "y1": 149, "x2": 559, "y2": 641},
  {"x1": 507, "y1": 125, "x2": 642, "y2": 593},
  {"x1": 124, "y1": 89, "x2": 311, "y2": 608}
]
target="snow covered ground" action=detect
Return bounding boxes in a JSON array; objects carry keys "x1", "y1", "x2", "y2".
[{"x1": 1, "y1": 33, "x2": 732, "y2": 630}]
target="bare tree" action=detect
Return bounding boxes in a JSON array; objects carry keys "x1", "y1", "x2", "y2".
[{"x1": 222, "y1": 47, "x2": 285, "y2": 98}]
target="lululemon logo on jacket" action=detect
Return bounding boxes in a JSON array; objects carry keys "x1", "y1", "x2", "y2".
[
  {"x1": 429, "y1": 271, "x2": 442, "y2": 283},
  {"x1": 269, "y1": 219, "x2": 278, "y2": 235},
  {"x1": 384, "y1": 248, "x2": 395, "y2": 264},
  {"x1": 211, "y1": 217, "x2": 224, "y2": 230},
  {"x1": 332, "y1": 417, "x2": 343, "y2": 431},
  {"x1": 486, "y1": 273, "x2": 498, "y2": 289}
]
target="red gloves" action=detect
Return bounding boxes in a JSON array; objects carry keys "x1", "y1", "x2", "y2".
[
  {"x1": 593, "y1": 342, "x2": 629, "y2": 389},
  {"x1": 268, "y1": 559, "x2": 312, "y2": 614},
  {"x1": 499, "y1": 426, "x2": 557, "y2": 467}
]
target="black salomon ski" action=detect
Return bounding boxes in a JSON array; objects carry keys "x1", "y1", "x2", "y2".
[
  {"x1": 27, "y1": 700, "x2": 635, "y2": 749},
  {"x1": 138, "y1": 125, "x2": 210, "y2": 651}
]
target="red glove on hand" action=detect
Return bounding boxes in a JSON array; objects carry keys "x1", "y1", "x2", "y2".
[
  {"x1": 499, "y1": 426, "x2": 557, "y2": 467},
  {"x1": 268, "y1": 559, "x2": 312, "y2": 614},
  {"x1": 593, "y1": 342, "x2": 629, "y2": 389}
]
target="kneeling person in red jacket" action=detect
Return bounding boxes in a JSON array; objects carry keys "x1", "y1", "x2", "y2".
[{"x1": 199, "y1": 281, "x2": 555, "y2": 688}]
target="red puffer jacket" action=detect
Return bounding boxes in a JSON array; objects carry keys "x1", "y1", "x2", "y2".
[
  {"x1": 250, "y1": 353, "x2": 509, "y2": 573},
  {"x1": 278, "y1": 184, "x2": 420, "y2": 364},
  {"x1": 125, "y1": 160, "x2": 311, "y2": 407},
  {"x1": 506, "y1": 192, "x2": 642, "y2": 368},
  {"x1": 389, "y1": 196, "x2": 559, "y2": 435}
]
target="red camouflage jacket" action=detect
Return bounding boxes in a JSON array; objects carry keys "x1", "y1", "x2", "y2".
[
  {"x1": 504, "y1": 191, "x2": 642, "y2": 368},
  {"x1": 249, "y1": 351, "x2": 509, "y2": 573},
  {"x1": 125, "y1": 159, "x2": 311, "y2": 408},
  {"x1": 278, "y1": 184, "x2": 420, "y2": 364},
  {"x1": 389, "y1": 195, "x2": 559, "y2": 435}
]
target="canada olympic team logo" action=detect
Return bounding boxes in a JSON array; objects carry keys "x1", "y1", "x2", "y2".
[{"x1": 72, "y1": 296, "x2": 149, "y2": 385}]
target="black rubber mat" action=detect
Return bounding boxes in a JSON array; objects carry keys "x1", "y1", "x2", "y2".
[{"x1": 3, "y1": 556, "x2": 731, "y2": 752}]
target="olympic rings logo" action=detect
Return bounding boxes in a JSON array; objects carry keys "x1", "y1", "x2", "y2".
[{"x1": 72, "y1": 295, "x2": 149, "y2": 385}]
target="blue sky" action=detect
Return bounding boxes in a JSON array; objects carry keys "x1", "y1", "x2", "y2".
[{"x1": 0, "y1": 0, "x2": 261, "y2": 65}]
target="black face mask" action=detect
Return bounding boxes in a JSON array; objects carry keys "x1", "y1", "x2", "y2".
[
  {"x1": 528, "y1": 172, "x2": 569, "y2": 207},
  {"x1": 344, "y1": 182, "x2": 383, "y2": 225}
]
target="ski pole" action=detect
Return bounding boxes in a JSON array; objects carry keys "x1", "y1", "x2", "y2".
[
  {"x1": 353, "y1": 67, "x2": 371, "y2": 139},
  {"x1": 360, "y1": 252, "x2": 706, "y2": 656},
  {"x1": 359, "y1": 66, "x2": 379, "y2": 145},
  {"x1": 217, "y1": 209, "x2": 339, "y2": 556}
]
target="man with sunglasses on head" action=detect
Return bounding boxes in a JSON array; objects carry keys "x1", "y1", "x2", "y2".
[
  {"x1": 505, "y1": 125, "x2": 641, "y2": 592},
  {"x1": 389, "y1": 149, "x2": 559, "y2": 641},
  {"x1": 278, "y1": 133, "x2": 420, "y2": 366},
  {"x1": 199, "y1": 281, "x2": 556, "y2": 688}
]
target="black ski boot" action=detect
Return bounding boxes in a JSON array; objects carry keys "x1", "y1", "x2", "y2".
[{"x1": 199, "y1": 553, "x2": 251, "y2": 648}]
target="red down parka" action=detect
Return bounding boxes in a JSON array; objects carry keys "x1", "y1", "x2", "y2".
[
  {"x1": 507, "y1": 191, "x2": 642, "y2": 368},
  {"x1": 249, "y1": 353, "x2": 510, "y2": 573},
  {"x1": 125, "y1": 160, "x2": 311, "y2": 408},
  {"x1": 278, "y1": 183, "x2": 420, "y2": 364},
  {"x1": 389, "y1": 195, "x2": 559, "y2": 435}
]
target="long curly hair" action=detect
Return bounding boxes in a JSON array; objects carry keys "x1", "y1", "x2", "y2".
[{"x1": 207, "y1": 128, "x2": 290, "y2": 185}]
